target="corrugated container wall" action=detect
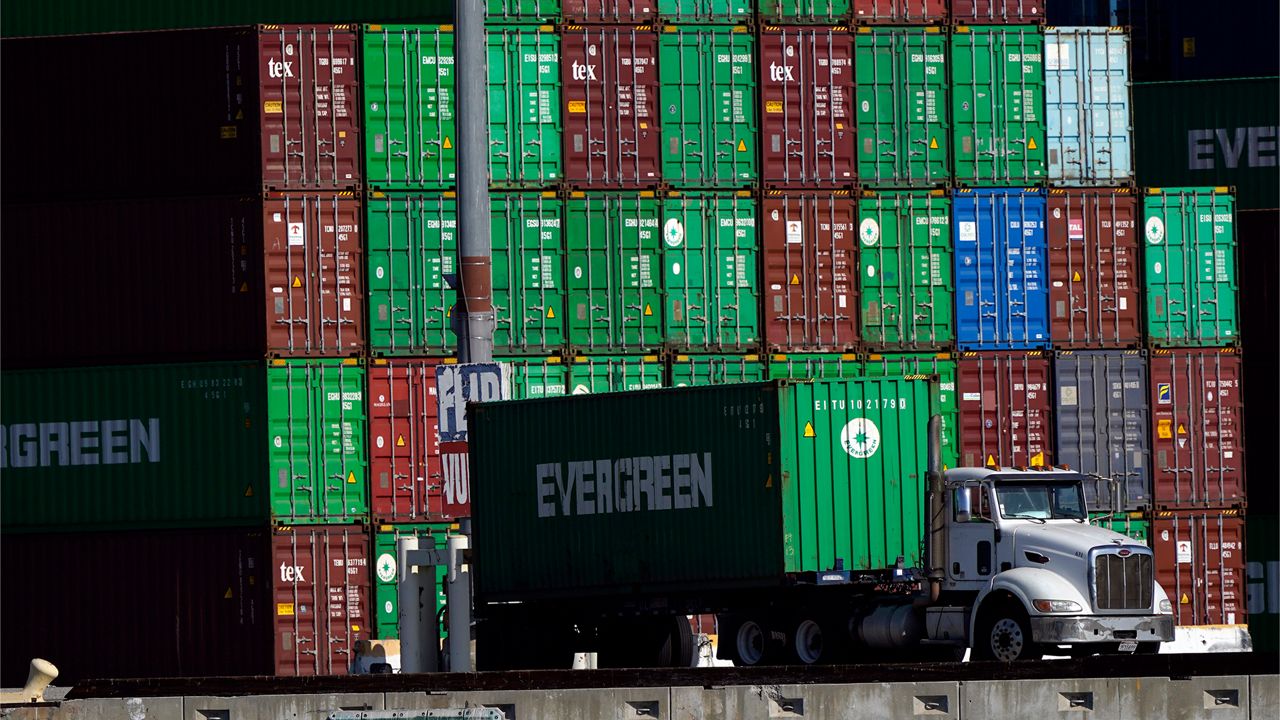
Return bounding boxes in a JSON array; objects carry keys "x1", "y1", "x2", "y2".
[
  {"x1": 759, "y1": 28, "x2": 856, "y2": 188},
  {"x1": 761, "y1": 193, "x2": 859, "y2": 351},
  {"x1": 1143, "y1": 187, "x2": 1239, "y2": 347},
  {"x1": 470, "y1": 379, "x2": 930, "y2": 601},
  {"x1": 1149, "y1": 348, "x2": 1245, "y2": 510},
  {"x1": 951, "y1": 26, "x2": 1047, "y2": 186},
  {"x1": 373, "y1": 524, "x2": 450, "y2": 640},
  {"x1": 2, "y1": 194, "x2": 364, "y2": 369},
  {"x1": 500, "y1": 356, "x2": 570, "y2": 399},
  {"x1": 487, "y1": 26, "x2": 562, "y2": 188},
  {"x1": 491, "y1": 193, "x2": 568, "y2": 355},
  {"x1": 657, "y1": 0, "x2": 753, "y2": 23},
  {"x1": 852, "y1": 0, "x2": 947, "y2": 24},
  {"x1": 562, "y1": 0, "x2": 656, "y2": 23},
  {"x1": 857, "y1": 191, "x2": 954, "y2": 351},
  {"x1": 760, "y1": 0, "x2": 850, "y2": 24},
  {"x1": 1053, "y1": 350, "x2": 1150, "y2": 514},
  {"x1": 1091, "y1": 512, "x2": 1150, "y2": 546},
  {"x1": 659, "y1": 27, "x2": 757, "y2": 188},
  {"x1": 952, "y1": 189, "x2": 1049, "y2": 350},
  {"x1": 486, "y1": 0, "x2": 560, "y2": 24},
  {"x1": 366, "y1": 193, "x2": 458, "y2": 356},
  {"x1": 767, "y1": 353, "x2": 862, "y2": 380},
  {"x1": 669, "y1": 354, "x2": 767, "y2": 387},
  {"x1": 956, "y1": 351, "x2": 1053, "y2": 468},
  {"x1": 363, "y1": 25, "x2": 455, "y2": 190},
  {"x1": 561, "y1": 26, "x2": 661, "y2": 188},
  {"x1": 860, "y1": 352, "x2": 959, "y2": 469},
  {"x1": 0, "y1": 26, "x2": 361, "y2": 201},
  {"x1": 567, "y1": 355, "x2": 666, "y2": 394},
  {"x1": 367, "y1": 359, "x2": 446, "y2": 523},
  {"x1": 950, "y1": 0, "x2": 1044, "y2": 24},
  {"x1": 854, "y1": 27, "x2": 950, "y2": 188},
  {"x1": 1046, "y1": 188, "x2": 1141, "y2": 348},
  {"x1": 662, "y1": 192, "x2": 760, "y2": 352},
  {"x1": 1153, "y1": 511, "x2": 1247, "y2": 627},
  {"x1": 1044, "y1": 27, "x2": 1132, "y2": 186}
]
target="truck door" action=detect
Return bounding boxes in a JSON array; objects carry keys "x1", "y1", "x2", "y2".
[{"x1": 947, "y1": 483, "x2": 997, "y2": 587}]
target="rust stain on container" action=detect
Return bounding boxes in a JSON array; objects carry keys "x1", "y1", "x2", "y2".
[
  {"x1": 761, "y1": 193, "x2": 859, "y2": 351},
  {"x1": 950, "y1": 0, "x2": 1044, "y2": 23},
  {"x1": 1152, "y1": 511, "x2": 1246, "y2": 627},
  {"x1": 561, "y1": 26, "x2": 661, "y2": 188},
  {"x1": 759, "y1": 27, "x2": 856, "y2": 189},
  {"x1": 1046, "y1": 188, "x2": 1141, "y2": 348},
  {"x1": 368, "y1": 359, "x2": 448, "y2": 523},
  {"x1": 957, "y1": 350, "x2": 1054, "y2": 468}
]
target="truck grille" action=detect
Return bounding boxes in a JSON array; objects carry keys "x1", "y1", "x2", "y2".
[{"x1": 1093, "y1": 551, "x2": 1153, "y2": 611}]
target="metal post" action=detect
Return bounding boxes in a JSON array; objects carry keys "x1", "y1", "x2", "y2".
[
  {"x1": 456, "y1": 0, "x2": 494, "y2": 363},
  {"x1": 397, "y1": 537, "x2": 438, "y2": 673},
  {"x1": 446, "y1": 532, "x2": 473, "y2": 672}
]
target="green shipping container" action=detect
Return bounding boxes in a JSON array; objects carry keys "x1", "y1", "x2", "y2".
[
  {"x1": 488, "y1": 27, "x2": 561, "y2": 188},
  {"x1": 659, "y1": 27, "x2": 756, "y2": 188},
  {"x1": 364, "y1": 25, "x2": 455, "y2": 190},
  {"x1": 492, "y1": 193, "x2": 567, "y2": 354},
  {"x1": 471, "y1": 378, "x2": 931, "y2": 600},
  {"x1": 657, "y1": 0, "x2": 752, "y2": 22},
  {"x1": 858, "y1": 191, "x2": 953, "y2": 350},
  {"x1": 1, "y1": 360, "x2": 366, "y2": 532},
  {"x1": 855, "y1": 27, "x2": 950, "y2": 188},
  {"x1": 565, "y1": 193, "x2": 664, "y2": 353},
  {"x1": 859, "y1": 352, "x2": 957, "y2": 469},
  {"x1": 486, "y1": 0, "x2": 559, "y2": 23},
  {"x1": 373, "y1": 523, "x2": 451, "y2": 640},
  {"x1": 567, "y1": 355, "x2": 665, "y2": 395},
  {"x1": 1089, "y1": 512, "x2": 1150, "y2": 546},
  {"x1": 767, "y1": 353, "x2": 861, "y2": 380},
  {"x1": 759, "y1": 0, "x2": 850, "y2": 24},
  {"x1": 499, "y1": 356, "x2": 570, "y2": 399},
  {"x1": 1143, "y1": 187, "x2": 1240, "y2": 347},
  {"x1": 367, "y1": 192, "x2": 457, "y2": 356},
  {"x1": 1133, "y1": 78, "x2": 1280, "y2": 212},
  {"x1": 951, "y1": 26, "x2": 1047, "y2": 186},
  {"x1": 662, "y1": 192, "x2": 759, "y2": 351},
  {"x1": 1248, "y1": 514, "x2": 1279, "y2": 653},
  {"x1": 669, "y1": 354, "x2": 766, "y2": 387}
]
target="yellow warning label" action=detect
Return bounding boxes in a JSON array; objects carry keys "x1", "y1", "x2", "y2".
[
  {"x1": 835, "y1": 122, "x2": 844, "y2": 130},
  {"x1": 1030, "y1": 452, "x2": 1044, "y2": 467},
  {"x1": 235, "y1": 109, "x2": 244, "y2": 120},
  {"x1": 737, "y1": 139, "x2": 747, "y2": 152},
  {"x1": 443, "y1": 136, "x2": 453, "y2": 149},
  {"x1": 220, "y1": 125, "x2": 238, "y2": 139},
  {"x1": 568, "y1": 100, "x2": 586, "y2": 113},
  {"x1": 803, "y1": 422, "x2": 816, "y2": 438},
  {"x1": 1177, "y1": 423, "x2": 1187, "y2": 435},
  {"x1": 1180, "y1": 593, "x2": 1190, "y2": 604},
  {"x1": 986, "y1": 454, "x2": 997, "y2": 467},
  {"x1": 277, "y1": 603, "x2": 295, "y2": 617},
  {"x1": 244, "y1": 484, "x2": 254, "y2": 497},
  {"x1": 1072, "y1": 271, "x2": 1082, "y2": 282},
  {"x1": 264, "y1": 100, "x2": 283, "y2": 114},
  {"x1": 765, "y1": 100, "x2": 784, "y2": 114},
  {"x1": 396, "y1": 435, "x2": 406, "y2": 447},
  {"x1": 790, "y1": 274, "x2": 800, "y2": 286},
  {"x1": 766, "y1": 474, "x2": 774, "y2": 488},
  {"x1": 1028, "y1": 137, "x2": 1038, "y2": 150},
  {"x1": 644, "y1": 304, "x2": 653, "y2": 316},
  {"x1": 239, "y1": 281, "x2": 249, "y2": 293},
  {"x1": 929, "y1": 137, "x2": 939, "y2": 150},
  {"x1": 352, "y1": 625, "x2": 361, "y2": 632},
  {"x1": 292, "y1": 276, "x2": 302, "y2": 288},
  {"x1": 1157, "y1": 419, "x2": 1172, "y2": 439},
  {"x1": 339, "y1": 131, "x2": 346, "y2": 139},
  {"x1": 447, "y1": 307, "x2": 452, "y2": 317},
  {"x1": 347, "y1": 472, "x2": 357, "y2": 484},
  {"x1": 224, "y1": 587, "x2": 234, "y2": 600},
  {"x1": 547, "y1": 306, "x2": 556, "y2": 319}
]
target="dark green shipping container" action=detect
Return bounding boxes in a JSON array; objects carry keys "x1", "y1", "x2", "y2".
[
  {"x1": 1143, "y1": 187, "x2": 1239, "y2": 347},
  {"x1": 567, "y1": 355, "x2": 665, "y2": 395},
  {"x1": 373, "y1": 523, "x2": 451, "y2": 640},
  {"x1": 1248, "y1": 514, "x2": 1278, "y2": 653},
  {"x1": 767, "y1": 353, "x2": 861, "y2": 380},
  {"x1": 488, "y1": 27, "x2": 561, "y2": 188},
  {"x1": 367, "y1": 193, "x2": 458, "y2": 356},
  {"x1": 859, "y1": 352, "x2": 957, "y2": 469},
  {"x1": 499, "y1": 356, "x2": 570, "y2": 399},
  {"x1": 364, "y1": 25, "x2": 455, "y2": 190},
  {"x1": 1134, "y1": 78, "x2": 1280, "y2": 212},
  {"x1": 2, "y1": 360, "x2": 367, "y2": 532},
  {"x1": 471, "y1": 378, "x2": 931, "y2": 600},
  {"x1": 669, "y1": 354, "x2": 766, "y2": 387},
  {"x1": 492, "y1": 193, "x2": 567, "y2": 355}
]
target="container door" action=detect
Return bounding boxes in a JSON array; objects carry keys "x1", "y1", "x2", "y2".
[
  {"x1": 860, "y1": 352, "x2": 959, "y2": 468},
  {"x1": 562, "y1": 0, "x2": 657, "y2": 22},
  {"x1": 273, "y1": 527, "x2": 371, "y2": 675},
  {"x1": 760, "y1": 0, "x2": 851, "y2": 23},
  {"x1": 1047, "y1": 189, "x2": 1141, "y2": 347},
  {"x1": 669, "y1": 354, "x2": 765, "y2": 387},
  {"x1": 1045, "y1": 28, "x2": 1132, "y2": 185},
  {"x1": 485, "y1": 0, "x2": 561, "y2": 24},
  {"x1": 568, "y1": 356, "x2": 664, "y2": 394},
  {"x1": 366, "y1": 193, "x2": 458, "y2": 356},
  {"x1": 488, "y1": 27, "x2": 561, "y2": 188},
  {"x1": 657, "y1": 0, "x2": 753, "y2": 23},
  {"x1": 1153, "y1": 513, "x2": 1246, "y2": 627},
  {"x1": 767, "y1": 353, "x2": 861, "y2": 380},
  {"x1": 852, "y1": 0, "x2": 948, "y2": 24},
  {"x1": 855, "y1": 28, "x2": 949, "y2": 187},
  {"x1": 368, "y1": 359, "x2": 445, "y2": 523},
  {"x1": 491, "y1": 194, "x2": 567, "y2": 354},
  {"x1": 957, "y1": 351, "x2": 1053, "y2": 467},
  {"x1": 498, "y1": 356, "x2": 569, "y2": 399},
  {"x1": 950, "y1": 0, "x2": 1044, "y2": 24}
]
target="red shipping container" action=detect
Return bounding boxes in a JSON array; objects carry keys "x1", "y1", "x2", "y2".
[
  {"x1": 0, "y1": 526, "x2": 369, "y2": 686},
  {"x1": 562, "y1": 0, "x2": 656, "y2": 23},
  {"x1": 759, "y1": 28, "x2": 856, "y2": 189},
  {"x1": 957, "y1": 350, "x2": 1054, "y2": 467},
  {"x1": 2, "y1": 194, "x2": 364, "y2": 368},
  {"x1": 1, "y1": 26, "x2": 361, "y2": 201},
  {"x1": 561, "y1": 26, "x2": 661, "y2": 189},
  {"x1": 1152, "y1": 511, "x2": 1247, "y2": 627},
  {"x1": 950, "y1": 0, "x2": 1044, "y2": 24},
  {"x1": 1046, "y1": 188, "x2": 1142, "y2": 348},
  {"x1": 761, "y1": 193, "x2": 859, "y2": 351},
  {"x1": 368, "y1": 358, "x2": 447, "y2": 523},
  {"x1": 1150, "y1": 348, "x2": 1246, "y2": 509},
  {"x1": 853, "y1": 0, "x2": 948, "y2": 24}
]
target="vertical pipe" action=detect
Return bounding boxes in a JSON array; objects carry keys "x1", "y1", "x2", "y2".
[
  {"x1": 447, "y1": 532, "x2": 473, "y2": 672},
  {"x1": 397, "y1": 536, "x2": 436, "y2": 673},
  {"x1": 457, "y1": 0, "x2": 494, "y2": 362}
]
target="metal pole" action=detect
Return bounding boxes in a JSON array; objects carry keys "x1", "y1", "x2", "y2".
[
  {"x1": 456, "y1": 0, "x2": 494, "y2": 363},
  {"x1": 397, "y1": 537, "x2": 438, "y2": 673},
  {"x1": 446, "y1": 532, "x2": 473, "y2": 672}
]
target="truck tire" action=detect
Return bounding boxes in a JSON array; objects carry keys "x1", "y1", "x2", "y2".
[
  {"x1": 787, "y1": 618, "x2": 826, "y2": 665},
  {"x1": 973, "y1": 602, "x2": 1042, "y2": 662},
  {"x1": 731, "y1": 618, "x2": 770, "y2": 666}
]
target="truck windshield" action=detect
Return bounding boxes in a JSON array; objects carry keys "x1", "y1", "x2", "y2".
[{"x1": 994, "y1": 482, "x2": 1086, "y2": 521}]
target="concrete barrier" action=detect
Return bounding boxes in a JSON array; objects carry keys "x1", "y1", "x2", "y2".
[
  {"x1": 384, "y1": 688, "x2": 668, "y2": 720},
  {"x1": 0, "y1": 696, "x2": 183, "y2": 720},
  {"x1": 183, "y1": 693, "x2": 386, "y2": 720},
  {"x1": 670, "y1": 682, "x2": 960, "y2": 720},
  {"x1": 961, "y1": 678, "x2": 1134, "y2": 719},
  {"x1": 1252, "y1": 674, "x2": 1279, "y2": 719},
  {"x1": 1134, "y1": 676, "x2": 1251, "y2": 720}
]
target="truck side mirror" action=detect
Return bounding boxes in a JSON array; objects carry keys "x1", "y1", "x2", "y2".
[{"x1": 955, "y1": 488, "x2": 972, "y2": 523}]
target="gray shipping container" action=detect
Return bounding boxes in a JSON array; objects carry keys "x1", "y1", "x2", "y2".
[{"x1": 1054, "y1": 350, "x2": 1150, "y2": 513}]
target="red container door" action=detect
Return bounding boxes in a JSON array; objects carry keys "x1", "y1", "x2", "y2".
[
  {"x1": 957, "y1": 351, "x2": 1053, "y2": 467},
  {"x1": 950, "y1": 0, "x2": 1044, "y2": 24},
  {"x1": 760, "y1": 28, "x2": 856, "y2": 189},
  {"x1": 1150, "y1": 349, "x2": 1246, "y2": 509},
  {"x1": 562, "y1": 27, "x2": 661, "y2": 188},
  {"x1": 368, "y1": 359, "x2": 446, "y2": 522},
  {"x1": 272, "y1": 526, "x2": 371, "y2": 676},
  {"x1": 562, "y1": 0, "x2": 656, "y2": 23},
  {"x1": 761, "y1": 193, "x2": 859, "y2": 351},
  {"x1": 853, "y1": 0, "x2": 948, "y2": 24},
  {"x1": 263, "y1": 193, "x2": 365, "y2": 357},
  {"x1": 257, "y1": 26, "x2": 362, "y2": 191},
  {"x1": 1047, "y1": 189, "x2": 1141, "y2": 348},
  {"x1": 1153, "y1": 512, "x2": 1247, "y2": 626}
]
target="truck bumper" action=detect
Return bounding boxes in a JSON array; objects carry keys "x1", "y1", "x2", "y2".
[{"x1": 1029, "y1": 614, "x2": 1175, "y2": 644}]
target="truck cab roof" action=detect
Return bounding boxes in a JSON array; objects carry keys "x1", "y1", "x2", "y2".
[{"x1": 943, "y1": 466, "x2": 1084, "y2": 484}]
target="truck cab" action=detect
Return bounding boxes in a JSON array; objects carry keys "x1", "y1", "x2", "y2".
[{"x1": 934, "y1": 467, "x2": 1175, "y2": 660}]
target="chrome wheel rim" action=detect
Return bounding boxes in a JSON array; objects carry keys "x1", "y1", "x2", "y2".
[{"x1": 990, "y1": 617, "x2": 1025, "y2": 662}]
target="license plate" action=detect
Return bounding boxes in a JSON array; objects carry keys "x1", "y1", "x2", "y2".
[{"x1": 1118, "y1": 641, "x2": 1138, "y2": 652}]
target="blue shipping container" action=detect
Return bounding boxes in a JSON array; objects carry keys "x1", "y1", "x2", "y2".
[
  {"x1": 953, "y1": 189, "x2": 1049, "y2": 350},
  {"x1": 1045, "y1": 27, "x2": 1133, "y2": 186},
  {"x1": 1054, "y1": 350, "x2": 1151, "y2": 514}
]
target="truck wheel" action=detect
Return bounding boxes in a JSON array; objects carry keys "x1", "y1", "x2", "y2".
[
  {"x1": 788, "y1": 618, "x2": 825, "y2": 665},
  {"x1": 974, "y1": 604, "x2": 1041, "y2": 662},
  {"x1": 734, "y1": 619, "x2": 769, "y2": 666}
]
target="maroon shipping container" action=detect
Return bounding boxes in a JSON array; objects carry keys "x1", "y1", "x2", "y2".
[
  {"x1": 1, "y1": 194, "x2": 364, "y2": 369},
  {"x1": 853, "y1": 0, "x2": 948, "y2": 24},
  {"x1": 950, "y1": 0, "x2": 1044, "y2": 24},
  {"x1": 1, "y1": 26, "x2": 360, "y2": 202},
  {"x1": 0, "y1": 526, "x2": 369, "y2": 686},
  {"x1": 562, "y1": 0, "x2": 656, "y2": 23},
  {"x1": 957, "y1": 350, "x2": 1054, "y2": 467},
  {"x1": 561, "y1": 26, "x2": 661, "y2": 188},
  {"x1": 1152, "y1": 511, "x2": 1247, "y2": 627},
  {"x1": 1046, "y1": 188, "x2": 1142, "y2": 348},
  {"x1": 1150, "y1": 348, "x2": 1246, "y2": 509},
  {"x1": 760, "y1": 28, "x2": 857, "y2": 189},
  {"x1": 368, "y1": 358, "x2": 448, "y2": 523},
  {"x1": 761, "y1": 192, "x2": 859, "y2": 351}
]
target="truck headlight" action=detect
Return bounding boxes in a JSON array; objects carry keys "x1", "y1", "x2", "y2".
[
  {"x1": 1032, "y1": 599, "x2": 1082, "y2": 613},
  {"x1": 1160, "y1": 599, "x2": 1172, "y2": 614}
]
